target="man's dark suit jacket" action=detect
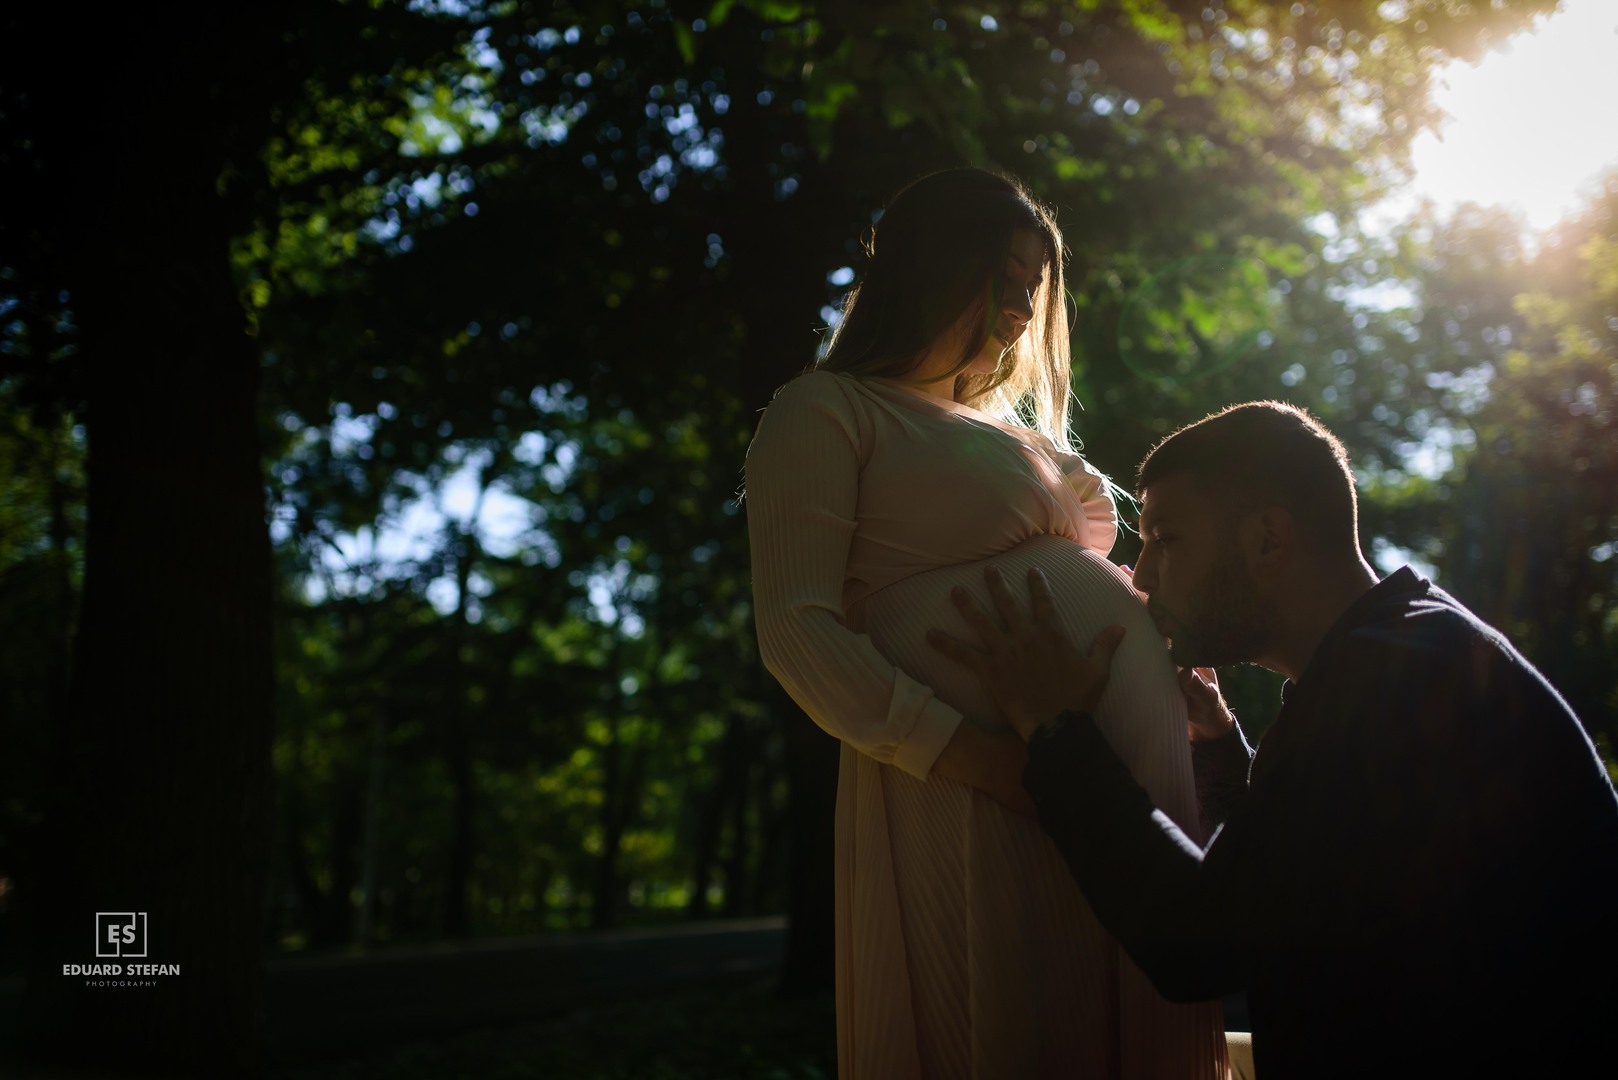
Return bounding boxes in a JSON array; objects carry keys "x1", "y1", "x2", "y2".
[{"x1": 1024, "y1": 567, "x2": 1618, "y2": 1076}]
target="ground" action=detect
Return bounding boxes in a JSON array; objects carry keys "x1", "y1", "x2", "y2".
[{"x1": 275, "y1": 978, "x2": 836, "y2": 1080}]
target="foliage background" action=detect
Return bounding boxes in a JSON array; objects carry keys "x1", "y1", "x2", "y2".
[{"x1": 1, "y1": 0, "x2": 1613, "y2": 1071}]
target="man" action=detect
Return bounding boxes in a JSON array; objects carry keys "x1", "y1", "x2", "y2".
[{"x1": 929, "y1": 401, "x2": 1618, "y2": 1076}]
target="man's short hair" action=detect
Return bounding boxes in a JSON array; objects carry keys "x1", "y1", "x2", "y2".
[{"x1": 1137, "y1": 401, "x2": 1361, "y2": 554}]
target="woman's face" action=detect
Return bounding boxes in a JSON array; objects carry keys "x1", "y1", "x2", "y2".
[{"x1": 956, "y1": 226, "x2": 1048, "y2": 377}]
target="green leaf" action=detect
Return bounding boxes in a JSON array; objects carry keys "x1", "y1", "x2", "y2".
[
  {"x1": 706, "y1": 0, "x2": 738, "y2": 27},
  {"x1": 673, "y1": 21, "x2": 696, "y2": 65}
]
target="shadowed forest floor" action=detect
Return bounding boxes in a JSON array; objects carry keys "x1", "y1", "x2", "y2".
[{"x1": 273, "y1": 978, "x2": 836, "y2": 1080}]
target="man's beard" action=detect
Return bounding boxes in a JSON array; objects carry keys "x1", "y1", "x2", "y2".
[{"x1": 1166, "y1": 551, "x2": 1272, "y2": 669}]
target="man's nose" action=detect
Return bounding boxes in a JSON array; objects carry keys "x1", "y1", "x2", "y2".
[{"x1": 1130, "y1": 554, "x2": 1157, "y2": 596}]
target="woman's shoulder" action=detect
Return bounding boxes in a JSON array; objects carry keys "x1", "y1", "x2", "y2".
[
  {"x1": 767, "y1": 367, "x2": 863, "y2": 406},
  {"x1": 752, "y1": 369, "x2": 877, "y2": 450},
  {"x1": 759, "y1": 369, "x2": 877, "y2": 425}
]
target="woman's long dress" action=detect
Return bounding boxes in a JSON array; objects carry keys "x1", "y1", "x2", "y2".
[{"x1": 745, "y1": 370, "x2": 1227, "y2": 1079}]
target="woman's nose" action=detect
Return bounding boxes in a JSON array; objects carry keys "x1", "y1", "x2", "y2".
[{"x1": 1003, "y1": 284, "x2": 1033, "y2": 325}]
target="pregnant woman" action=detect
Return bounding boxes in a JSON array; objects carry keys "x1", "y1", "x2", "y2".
[{"x1": 744, "y1": 169, "x2": 1227, "y2": 1078}]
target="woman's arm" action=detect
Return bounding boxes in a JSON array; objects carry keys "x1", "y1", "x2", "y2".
[
  {"x1": 933, "y1": 718, "x2": 1039, "y2": 818},
  {"x1": 745, "y1": 373, "x2": 1029, "y2": 813},
  {"x1": 1043, "y1": 440, "x2": 1119, "y2": 555}
]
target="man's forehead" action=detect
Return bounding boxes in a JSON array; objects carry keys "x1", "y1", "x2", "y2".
[{"x1": 1139, "y1": 471, "x2": 1207, "y2": 527}]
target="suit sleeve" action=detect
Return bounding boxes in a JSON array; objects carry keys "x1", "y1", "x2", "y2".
[
  {"x1": 1023, "y1": 646, "x2": 1403, "y2": 1004},
  {"x1": 744, "y1": 373, "x2": 964, "y2": 780},
  {"x1": 1193, "y1": 722, "x2": 1255, "y2": 837},
  {"x1": 1023, "y1": 713, "x2": 1251, "y2": 1002}
]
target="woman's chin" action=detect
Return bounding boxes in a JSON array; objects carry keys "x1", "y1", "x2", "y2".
[{"x1": 965, "y1": 354, "x2": 1001, "y2": 377}]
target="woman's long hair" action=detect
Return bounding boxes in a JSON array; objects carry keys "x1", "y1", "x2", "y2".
[{"x1": 816, "y1": 168, "x2": 1075, "y2": 452}]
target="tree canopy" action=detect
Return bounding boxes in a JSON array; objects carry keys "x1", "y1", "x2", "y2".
[{"x1": 5, "y1": 0, "x2": 1611, "y2": 1071}]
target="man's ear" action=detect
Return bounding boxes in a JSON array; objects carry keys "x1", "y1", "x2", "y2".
[{"x1": 1240, "y1": 507, "x2": 1294, "y2": 572}]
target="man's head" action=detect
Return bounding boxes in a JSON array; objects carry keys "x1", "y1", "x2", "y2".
[{"x1": 1131, "y1": 401, "x2": 1362, "y2": 669}]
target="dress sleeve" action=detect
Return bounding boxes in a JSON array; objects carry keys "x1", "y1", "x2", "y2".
[
  {"x1": 1044, "y1": 441, "x2": 1119, "y2": 555},
  {"x1": 744, "y1": 373, "x2": 965, "y2": 780}
]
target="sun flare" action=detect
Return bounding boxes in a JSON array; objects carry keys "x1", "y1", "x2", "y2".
[{"x1": 1409, "y1": 0, "x2": 1618, "y2": 231}]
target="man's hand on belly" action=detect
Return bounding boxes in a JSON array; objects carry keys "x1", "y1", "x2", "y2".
[{"x1": 927, "y1": 564, "x2": 1127, "y2": 741}]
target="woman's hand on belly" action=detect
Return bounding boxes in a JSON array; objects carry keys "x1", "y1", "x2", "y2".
[
  {"x1": 1181, "y1": 666, "x2": 1237, "y2": 743},
  {"x1": 928, "y1": 564, "x2": 1127, "y2": 740},
  {"x1": 931, "y1": 718, "x2": 1039, "y2": 819}
]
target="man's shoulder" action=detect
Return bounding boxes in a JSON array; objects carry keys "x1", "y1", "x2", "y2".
[
  {"x1": 1337, "y1": 574, "x2": 1510, "y2": 668},
  {"x1": 1322, "y1": 573, "x2": 1579, "y2": 733}
]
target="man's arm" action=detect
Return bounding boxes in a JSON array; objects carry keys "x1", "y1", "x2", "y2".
[
  {"x1": 1193, "y1": 725, "x2": 1253, "y2": 838},
  {"x1": 1181, "y1": 667, "x2": 1253, "y2": 839},
  {"x1": 1022, "y1": 710, "x2": 1251, "y2": 1002}
]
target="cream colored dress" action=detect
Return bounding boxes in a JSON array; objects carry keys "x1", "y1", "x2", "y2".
[{"x1": 745, "y1": 370, "x2": 1227, "y2": 1079}]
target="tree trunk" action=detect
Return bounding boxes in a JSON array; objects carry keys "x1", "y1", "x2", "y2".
[
  {"x1": 16, "y1": 164, "x2": 277, "y2": 1071},
  {"x1": 17, "y1": 259, "x2": 277, "y2": 1074},
  {"x1": 441, "y1": 513, "x2": 483, "y2": 939},
  {"x1": 353, "y1": 710, "x2": 388, "y2": 947},
  {"x1": 315, "y1": 778, "x2": 363, "y2": 949},
  {"x1": 721, "y1": 746, "x2": 753, "y2": 917},
  {"x1": 593, "y1": 732, "x2": 652, "y2": 929},
  {"x1": 726, "y1": 141, "x2": 844, "y2": 988},
  {"x1": 775, "y1": 688, "x2": 840, "y2": 995},
  {"x1": 14, "y1": 10, "x2": 280, "y2": 1071},
  {"x1": 281, "y1": 788, "x2": 326, "y2": 949},
  {"x1": 750, "y1": 765, "x2": 789, "y2": 914},
  {"x1": 44, "y1": 422, "x2": 76, "y2": 740},
  {"x1": 685, "y1": 711, "x2": 747, "y2": 919}
]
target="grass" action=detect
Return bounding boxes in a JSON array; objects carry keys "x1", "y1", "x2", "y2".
[{"x1": 275, "y1": 979, "x2": 836, "y2": 1080}]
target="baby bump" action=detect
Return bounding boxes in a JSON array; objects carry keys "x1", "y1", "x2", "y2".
[{"x1": 860, "y1": 534, "x2": 1199, "y2": 834}]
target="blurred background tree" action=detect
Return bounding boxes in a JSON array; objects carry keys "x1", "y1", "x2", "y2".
[{"x1": 6, "y1": 0, "x2": 1612, "y2": 1073}]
